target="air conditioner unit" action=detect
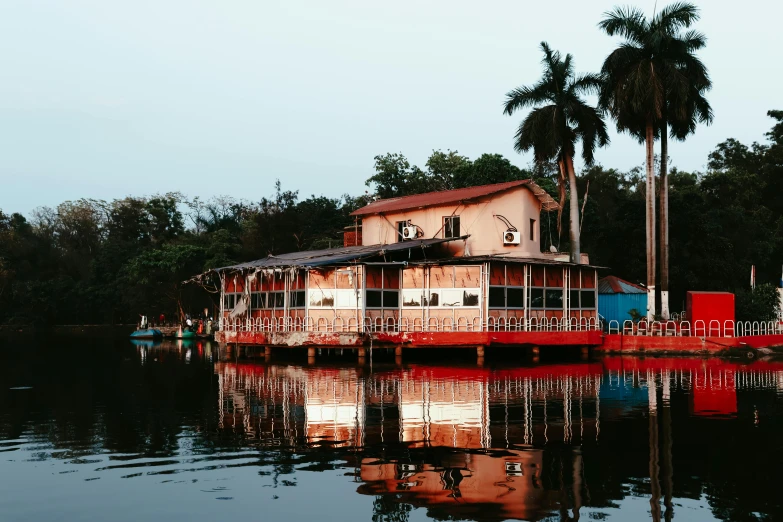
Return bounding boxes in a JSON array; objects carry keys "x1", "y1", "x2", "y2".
[
  {"x1": 402, "y1": 226, "x2": 418, "y2": 240},
  {"x1": 503, "y1": 230, "x2": 521, "y2": 245}
]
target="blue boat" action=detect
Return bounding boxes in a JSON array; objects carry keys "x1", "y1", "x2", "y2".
[{"x1": 130, "y1": 328, "x2": 163, "y2": 339}]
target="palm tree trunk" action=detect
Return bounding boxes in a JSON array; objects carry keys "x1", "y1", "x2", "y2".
[
  {"x1": 645, "y1": 122, "x2": 657, "y2": 320},
  {"x1": 566, "y1": 155, "x2": 581, "y2": 264},
  {"x1": 659, "y1": 124, "x2": 669, "y2": 319},
  {"x1": 557, "y1": 159, "x2": 567, "y2": 239}
]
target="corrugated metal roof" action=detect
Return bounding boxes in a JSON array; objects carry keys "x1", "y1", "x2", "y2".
[
  {"x1": 409, "y1": 256, "x2": 604, "y2": 269},
  {"x1": 213, "y1": 236, "x2": 468, "y2": 272},
  {"x1": 350, "y1": 180, "x2": 559, "y2": 217},
  {"x1": 598, "y1": 276, "x2": 646, "y2": 294}
]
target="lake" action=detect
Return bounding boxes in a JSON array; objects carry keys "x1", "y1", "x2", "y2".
[{"x1": 1, "y1": 339, "x2": 782, "y2": 521}]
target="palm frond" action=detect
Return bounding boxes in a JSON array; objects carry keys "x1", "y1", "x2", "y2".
[
  {"x1": 570, "y1": 73, "x2": 604, "y2": 97},
  {"x1": 504, "y1": 80, "x2": 553, "y2": 115},
  {"x1": 653, "y1": 2, "x2": 700, "y2": 32},
  {"x1": 598, "y1": 5, "x2": 648, "y2": 44},
  {"x1": 681, "y1": 29, "x2": 706, "y2": 51}
]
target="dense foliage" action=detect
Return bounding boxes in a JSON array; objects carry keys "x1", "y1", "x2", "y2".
[{"x1": 1, "y1": 112, "x2": 781, "y2": 325}]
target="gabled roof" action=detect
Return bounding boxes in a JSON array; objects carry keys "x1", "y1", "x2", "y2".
[
  {"x1": 598, "y1": 276, "x2": 646, "y2": 294},
  {"x1": 213, "y1": 236, "x2": 468, "y2": 272},
  {"x1": 350, "y1": 180, "x2": 559, "y2": 217}
]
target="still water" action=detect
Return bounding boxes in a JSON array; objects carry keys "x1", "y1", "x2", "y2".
[{"x1": 1, "y1": 340, "x2": 782, "y2": 522}]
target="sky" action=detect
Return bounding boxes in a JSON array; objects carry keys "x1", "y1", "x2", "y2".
[{"x1": 0, "y1": 0, "x2": 780, "y2": 215}]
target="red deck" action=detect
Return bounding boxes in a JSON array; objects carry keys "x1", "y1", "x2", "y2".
[
  {"x1": 216, "y1": 329, "x2": 783, "y2": 354},
  {"x1": 597, "y1": 333, "x2": 783, "y2": 353}
]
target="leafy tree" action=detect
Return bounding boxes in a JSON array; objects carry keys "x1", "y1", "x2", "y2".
[
  {"x1": 504, "y1": 42, "x2": 608, "y2": 264},
  {"x1": 424, "y1": 150, "x2": 471, "y2": 191},
  {"x1": 453, "y1": 153, "x2": 528, "y2": 188},
  {"x1": 736, "y1": 284, "x2": 780, "y2": 322},
  {"x1": 366, "y1": 153, "x2": 429, "y2": 199}
]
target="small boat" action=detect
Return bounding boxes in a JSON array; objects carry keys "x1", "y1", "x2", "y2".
[
  {"x1": 130, "y1": 329, "x2": 163, "y2": 339},
  {"x1": 174, "y1": 328, "x2": 197, "y2": 340}
]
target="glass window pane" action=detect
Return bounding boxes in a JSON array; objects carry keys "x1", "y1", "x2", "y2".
[
  {"x1": 441, "y1": 289, "x2": 463, "y2": 307},
  {"x1": 427, "y1": 292, "x2": 439, "y2": 307},
  {"x1": 488, "y1": 286, "x2": 505, "y2": 308},
  {"x1": 289, "y1": 290, "x2": 305, "y2": 308},
  {"x1": 366, "y1": 290, "x2": 382, "y2": 308},
  {"x1": 545, "y1": 289, "x2": 563, "y2": 309},
  {"x1": 309, "y1": 290, "x2": 323, "y2": 307},
  {"x1": 570, "y1": 290, "x2": 580, "y2": 309},
  {"x1": 335, "y1": 289, "x2": 357, "y2": 308},
  {"x1": 383, "y1": 291, "x2": 399, "y2": 308},
  {"x1": 444, "y1": 216, "x2": 460, "y2": 238},
  {"x1": 581, "y1": 290, "x2": 596, "y2": 309},
  {"x1": 462, "y1": 290, "x2": 479, "y2": 307},
  {"x1": 402, "y1": 289, "x2": 422, "y2": 307},
  {"x1": 507, "y1": 288, "x2": 524, "y2": 308},
  {"x1": 529, "y1": 288, "x2": 544, "y2": 309}
]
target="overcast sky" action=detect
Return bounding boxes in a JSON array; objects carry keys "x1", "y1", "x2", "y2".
[{"x1": 0, "y1": 0, "x2": 780, "y2": 214}]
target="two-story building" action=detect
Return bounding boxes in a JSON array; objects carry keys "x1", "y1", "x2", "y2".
[{"x1": 209, "y1": 180, "x2": 602, "y2": 351}]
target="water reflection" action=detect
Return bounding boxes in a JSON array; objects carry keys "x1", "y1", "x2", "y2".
[{"x1": 1, "y1": 340, "x2": 783, "y2": 522}]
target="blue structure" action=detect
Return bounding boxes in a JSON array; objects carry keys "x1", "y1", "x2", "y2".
[
  {"x1": 130, "y1": 328, "x2": 163, "y2": 339},
  {"x1": 598, "y1": 276, "x2": 647, "y2": 326}
]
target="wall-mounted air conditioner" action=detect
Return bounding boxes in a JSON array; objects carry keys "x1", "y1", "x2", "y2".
[
  {"x1": 402, "y1": 226, "x2": 418, "y2": 240},
  {"x1": 503, "y1": 230, "x2": 520, "y2": 245}
]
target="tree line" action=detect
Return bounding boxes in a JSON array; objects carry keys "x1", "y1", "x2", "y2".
[{"x1": 1, "y1": 109, "x2": 781, "y2": 326}]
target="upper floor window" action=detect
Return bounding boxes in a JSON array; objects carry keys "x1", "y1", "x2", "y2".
[
  {"x1": 529, "y1": 219, "x2": 536, "y2": 242},
  {"x1": 444, "y1": 216, "x2": 461, "y2": 238}
]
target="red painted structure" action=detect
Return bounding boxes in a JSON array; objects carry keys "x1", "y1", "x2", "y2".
[
  {"x1": 687, "y1": 291, "x2": 735, "y2": 325},
  {"x1": 217, "y1": 329, "x2": 603, "y2": 348}
]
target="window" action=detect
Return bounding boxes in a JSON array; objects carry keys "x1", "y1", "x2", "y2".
[
  {"x1": 545, "y1": 289, "x2": 563, "y2": 309},
  {"x1": 251, "y1": 292, "x2": 266, "y2": 309},
  {"x1": 444, "y1": 216, "x2": 461, "y2": 239},
  {"x1": 335, "y1": 289, "x2": 359, "y2": 308},
  {"x1": 289, "y1": 290, "x2": 306, "y2": 308},
  {"x1": 309, "y1": 288, "x2": 334, "y2": 307},
  {"x1": 365, "y1": 290, "x2": 383, "y2": 308},
  {"x1": 270, "y1": 292, "x2": 285, "y2": 308},
  {"x1": 382, "y1": 291, "x2": 399, "y2": 308},
  {"x1": 403, "y1": 289, "x2": 423, "y2": 307},
  {"x1": 581, "y1": 290, "x2": 596, "y2": 309},
  {"x1": 223, "y1": 293, "x2": 240, "y2": 309},
  {"x1": 570, "y1": 290, "x2": 580, "y2": 309},
  {"x1": 488, "y1": 287, "x2": 505, "y2": 308},
  {"x1": 507, "y1": 288, "x2": 524, "y2": 308},
  {"x1": 364, "y1": 266, "x2": 400, "y2": 308},
  {"x1": 529, "y1": 219, "x2": 536, "y2": 241},
  {"x1": 440, "y1": 289, "x2": 464, "y2": 307},
  {"x1": 462, "y1": 290, "x2": 479, "y2": 307},
  {"x1": 529, "y1": 288, "x2": 544, "y2": 309},
  {"x1": 566, "y1": 289, "x2": 597, "y2": 309}
]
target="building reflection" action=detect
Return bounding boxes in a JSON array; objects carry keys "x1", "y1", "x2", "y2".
[{"x1": 213, "y1": 357, "x2": 783, "y2": 521}]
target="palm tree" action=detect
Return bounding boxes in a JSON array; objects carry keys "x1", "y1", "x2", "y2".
[
  {"x1": 599, "y1": 2, "x2": 712, "y2": 318},
  {"x1": 504, "y1": 42, "x2": 609, "y2": 264}
]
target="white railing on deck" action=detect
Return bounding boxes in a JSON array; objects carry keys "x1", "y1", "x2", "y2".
[
  {"x1": 217, "y1": 315, "x2": 602, "y2": 334},
  {"x1": 216, "y1": 315, "x2": 783, "y2": 338}
]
